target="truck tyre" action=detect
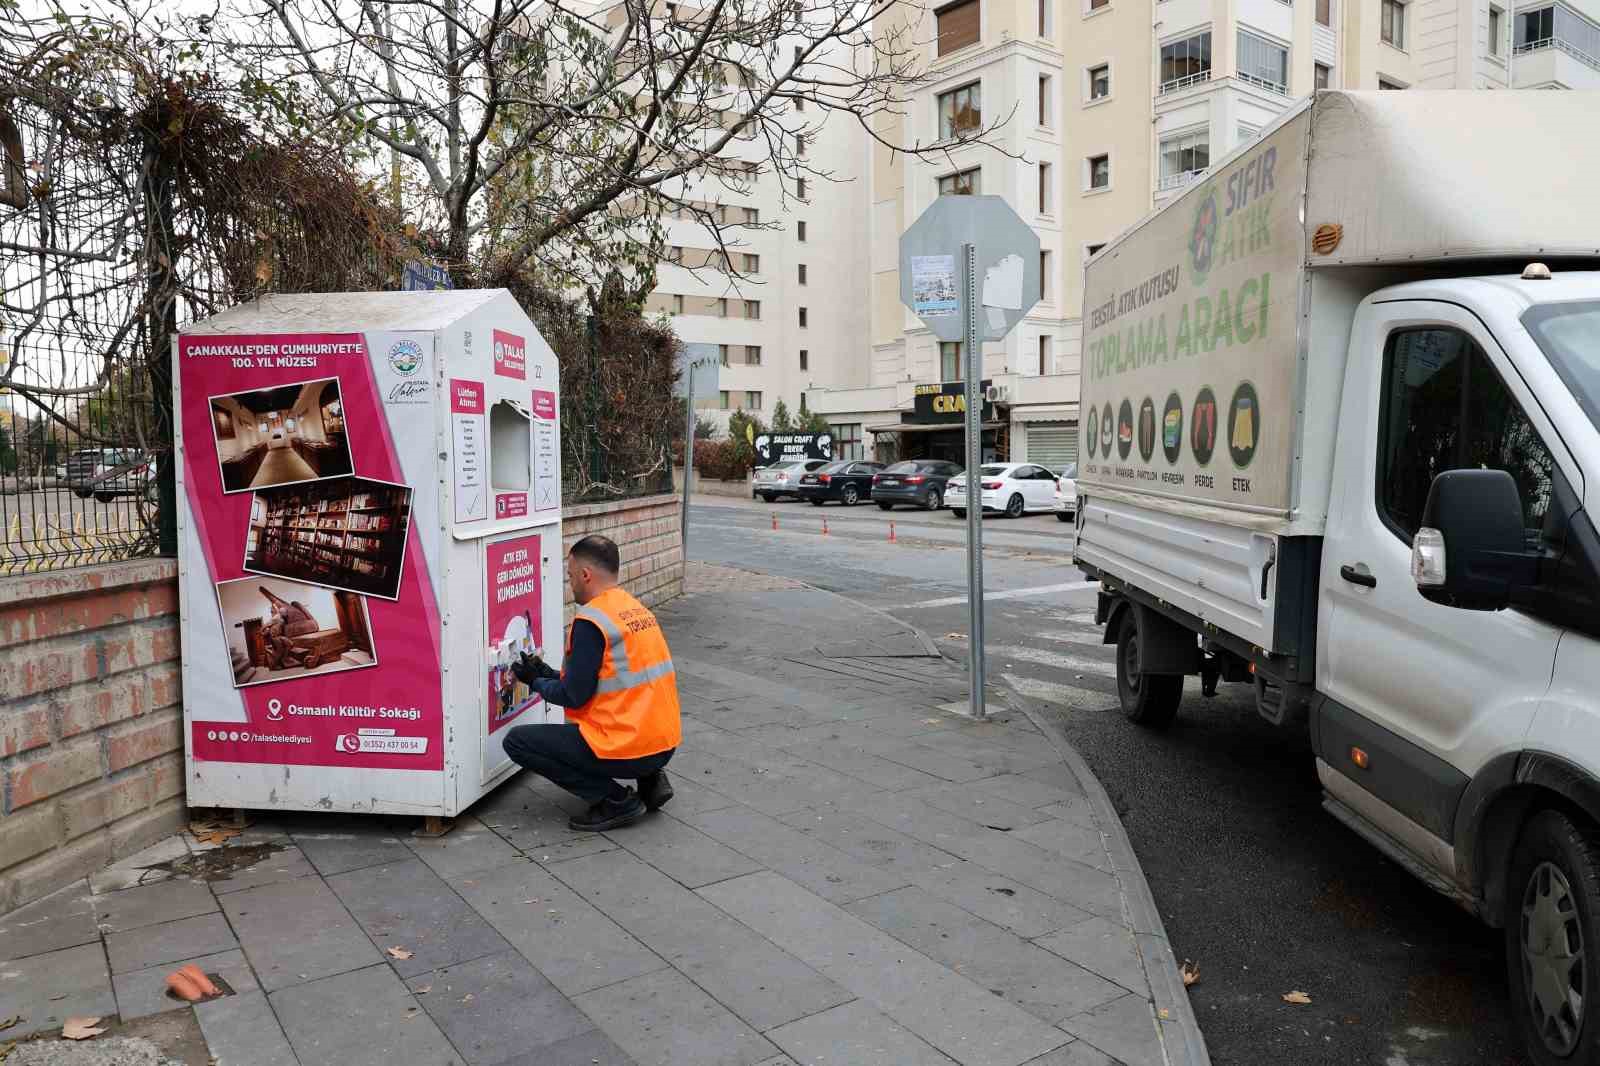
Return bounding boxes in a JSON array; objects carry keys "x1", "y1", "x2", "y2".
[
  {"x1": 1116, "y1": 612, "x2": 1182, "y2": 728},
  {"x1": 1506, "y1": 809, "x2": 1600, "y2": 1066}
]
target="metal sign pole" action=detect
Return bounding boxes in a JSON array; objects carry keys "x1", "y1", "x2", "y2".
[
  {"x1": 963, "y1": 242, "x2": 986, "y2": 721},
  {"x1": 682, "y1": 362, "x2": 696, "y2": 548}
]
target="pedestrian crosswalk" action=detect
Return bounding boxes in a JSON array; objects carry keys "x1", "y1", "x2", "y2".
[{"x1": 981, "y1": 609, "x2": 1123, "y2": 717}]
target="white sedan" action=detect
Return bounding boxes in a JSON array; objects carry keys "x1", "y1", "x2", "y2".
[
  {"x1": 945, "y1": 463, "x2": 1060, "y2": 518},
  {"x1": 1055, "y1": 462, "x2": 1078, "y2": 522}
]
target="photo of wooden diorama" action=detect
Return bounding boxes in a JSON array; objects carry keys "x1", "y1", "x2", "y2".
[
  {"x1": 210, "y1": 377, "x2": 353, "y2": 493},
  {"x1": 244, "y1": 476, "x2": 412, "y2": 600},
  {"x1": 216, "y1": 576, "x2": 376, "y2": 688}
]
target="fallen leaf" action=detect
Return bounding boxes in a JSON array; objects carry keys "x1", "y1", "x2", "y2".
[
  {"x1": 0, "y1": 1039, "x2": 15, "y2": 1061},
  {"x1": 461, "y1": 993, "x2": 474, "y2": 1004},
  {"x1": 0, "y1": 1019, "x2": 15, "y2": 1033},
  {"x1": 945, "y1": 632, "x2": 966, "y2": 640},
  {"x1": 1181, "y1": 960, "x2": 1200, "y2": 987},
  {"x1": 988, "y1": 887, "x2": 1016, "y2": 897},
  {"x1": 1283, "y1": 990, "x2": 1312, "y2": 1005},
  {"x1": 522, "y1": 899, "x2": 538, "y2": 904},
  {"x1": 414, "y1": 985, "x2": 432, "y2": 995},
  {"x1": 403, "y1": 1008, "x2": 421, "y2": 1020},
  {"x1": 386, "y1": 947, "x2": 415, "y2": 960},
  {"x1": 62, "y1": 1017, "x2": 106, "y2": 1040},
  {"x1": 1158, "y1": 1008, "x2": 1170, "y2": 1020}
]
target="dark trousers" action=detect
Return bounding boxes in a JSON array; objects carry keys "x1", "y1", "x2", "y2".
[{"x1": 503, "y1": 723, "x2": 673, "y2": 804}]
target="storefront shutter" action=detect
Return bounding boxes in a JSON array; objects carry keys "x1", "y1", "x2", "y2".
[{"x1": 1027, "y1": 422, "x2": 1078, "y2": 468}]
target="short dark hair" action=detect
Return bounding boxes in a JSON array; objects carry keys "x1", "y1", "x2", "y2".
[{"x1": 570, "y1": 534, "x2": 620, "y2": 575}]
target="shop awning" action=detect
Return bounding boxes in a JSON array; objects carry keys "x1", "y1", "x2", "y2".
[{"x1": 866, "y1": 421, "x2": 1006, "y2": 434}]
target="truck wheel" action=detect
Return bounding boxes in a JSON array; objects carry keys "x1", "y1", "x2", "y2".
[
  {"x1": 1506, "y1": 809, "x2": 1600, "y2": 1066},
  {"x1": 1115, "y1": 612, "x2": 1182, "y2": 728}
]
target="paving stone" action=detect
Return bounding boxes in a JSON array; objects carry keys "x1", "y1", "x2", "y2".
[
  {"x1": 679, "y1": 805, "x2": 910, "y2": 904},
  {"x1": 1034, "y1": 917, "x2": 1147, "y2": 994},
  {"x1": 845, "y1": 888, "x2": 1126, "y2": 1024},
  {"x1": 701, "y1": 872, "x2": 1070, "y2": 1066},
  {"x1": 867, "y1": 743, "x2": 997, "y2": 783},
  {"x1": 0, "y1": 880, "x2": 99, "y2": 962},
  {"x1": 209, "y1": 846, "x2": 318, "y2": 896},
  {"x1": 766, "y1": 1000, "x2": 953, "y2": 1066},
  {"x1": 671, "y1": 751, "x2": 854, "y2": 818},
  {"x1": 573, "y1": 967, "x2": 778, "y2": 1066},
  {"x1": 291, "y1": 827, "x2": 414, "y2": 876},
  {"x1": 404, "y1": 950, "x2": 594, "y2": 1065},
  {"x1": 478, "y1": 791, "x2": 621, "y2": 862},
  {"x1": 894, "y1": 784, "x2": 1055, "y2": 831},
  {"x1": 608, "y1": 814, "x2": 763, "y2": 889},
  {"x1": 0, "y1": 942, "x2": 115, "y2": 1039},
  {"x1": 112, "y1": 947, "x2": 259, "y2": 1019},
  {"x1": 328, "y1": 858, "x2": 511, "y2": 979},
  {"x1": 1035, "y1": 795, "x2": 1100, "y2": 831},
  {"x1": 105, "y1": 912, "x2": 238, "y2": 974},
  {"x1": 553, "y1": 848, "x2": 850, "y2": 1032},
  {"x1": 91, "y1": 877, "x2": 218, "y2": 933},
  {"x1": 451, "y1": 861, "x2": 665, "y2": 995},
  {"x1": 646, "y1": 774, "x2": 738, "y2": 816},
  {"x1": 910, "y1": 864, "x2": 1092, "y2": 940},
  {"x1": 906, "y1": 734, "x2": 1063, "y2": 776},
  {"x1": 195, "y1": 989, "x2": 299, "y2": 1066},
  {"x1": 1009, "y1": 820, "x2": 1111, "y2": 873},
  {"x1": 775, "y1": 808, "x2": 961, "y2": 876},
  {"x1": 488, "y1": 1027, "x2": 638, "y2": 1065},
  {"x1": 88, "y1": 837, "x2": 189, "y2": 893},
  {"x1": 971, "y1": 775, "x2": 1083, "y2": 810},
  {"x1": 1020, "y1": 1044, "x2": 1120, "y2": 1066},
  {"x1": 221, "y1": 875, "x2": 382, "y2": 991},
  {"x1": 783, "y1": 739, "x2": 945, "y2": 791},
  {"x1": 1019, "y1": 763, "x2": 1088, "y2": 796},
  {"x1": 405, "y1": 817, "x2": 529, "y2": 879},
  {"x1": 1057, "y1": 994, "x2": 1165, "y2": 1066},
  {"x1": 271, "y1": 963, "x2": 462, "y2": 1066}
]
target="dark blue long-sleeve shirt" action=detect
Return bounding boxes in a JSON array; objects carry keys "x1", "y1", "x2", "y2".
[{"x1": 530, "y1": 619, "x2": 604, "y2": 709}]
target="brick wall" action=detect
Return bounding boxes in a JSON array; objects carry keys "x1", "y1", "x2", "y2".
[
  {"x1": 0, "y1": 559, "x2": 185, "y2": 913},
  {"x1": 560, "y1": 493, "x2": 684, "y2": 615}
]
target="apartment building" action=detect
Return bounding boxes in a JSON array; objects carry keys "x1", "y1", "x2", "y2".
[{"x1": 805, "y1": 0, "x2": 1600, "y2": 467}]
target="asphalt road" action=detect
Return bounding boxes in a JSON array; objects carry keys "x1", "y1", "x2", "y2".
[{"x1": 688, "y1": 496, "x2": 1525, "y2": 1066}]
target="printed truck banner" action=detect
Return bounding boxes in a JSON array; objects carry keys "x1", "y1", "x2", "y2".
[
  {"x1": 178, "y1": 331, "x2": 445, "y2": 770},
  {"x1": 486, "y1": 534, "x2": 544, "y2": 733},
  {"x1": 493, "y1": 329, "x2": 526, "y2": 379}
]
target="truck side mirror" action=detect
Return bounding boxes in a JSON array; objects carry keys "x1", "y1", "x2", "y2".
[{"x1": 1412, "y1": 469, "x2": 1537, "y2": 610}]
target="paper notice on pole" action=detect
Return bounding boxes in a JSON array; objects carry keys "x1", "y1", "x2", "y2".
[
  {"x1": 532, "y1": 389, "x2": 558, "y2": 512},
  {"x1": 982, "y1": 254, "x2": 1023, "y2": 309},
  {"x1": 450, "y1": 379, "x2": 487, "y2": 523},
  {"x1": 911, "y1": 255, "x2": 958, "y2": 318}
]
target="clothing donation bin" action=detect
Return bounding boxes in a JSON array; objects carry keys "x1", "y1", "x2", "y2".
[{"x1": 174, "y1": 290, "x2": 564, "y2": 817}]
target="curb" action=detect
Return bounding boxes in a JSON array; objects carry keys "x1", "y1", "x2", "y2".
[{"x1": 822, "y1": 587, "x2": 1212, "y2": 1066}]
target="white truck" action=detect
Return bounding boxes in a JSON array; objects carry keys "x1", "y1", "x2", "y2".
[{"x1": 1074, "y1": 89, "x2": 1600, "y2": 1063}]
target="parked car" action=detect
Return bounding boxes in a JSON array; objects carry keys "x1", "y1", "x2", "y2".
[
  {"x1": 945, "y1": 463, "x2": 1058, "y2": 518},
  {"x1": 871, "y1": 460, "x2": 963, "y2": 511},
  {"x1": 66, "y1": 448, "x2": 153, "y2": 502},
  {"x1": 1054, "y1": 462, "x2": 1078, "y2": 522},
  {"x1": 752, "y1": 459, "x2": 829, "y2": 501},
  {"x1": 795, "y1": 460, "x2": 884, "y2": 506},
  {"x1": 65, "y1": 448, "x2": 120, "y2": 496}
]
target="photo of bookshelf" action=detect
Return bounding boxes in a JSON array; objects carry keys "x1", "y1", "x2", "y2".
[
  {"x1": 210, "y1": 377, "x2": 353, "y2": 493},
  {"x1": 216, "y1": 576, "x2": 377, "y2": 688},
  {"x1": 244, "y1": 476, "x2": 412, "y2": 600}
]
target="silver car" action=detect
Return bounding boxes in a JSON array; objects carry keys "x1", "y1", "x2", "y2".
[{"x1": 753, "y1": 459, "x2": 829, "y2": 501}]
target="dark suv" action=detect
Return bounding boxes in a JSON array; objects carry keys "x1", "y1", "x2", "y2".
[
  {"x1": 871, "y1": 460, "x2": 963, "y2": 511},
  {"x1": 795, "y1": 460, "x2": 885, "y2": 506}
]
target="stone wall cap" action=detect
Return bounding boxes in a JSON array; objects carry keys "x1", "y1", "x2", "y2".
[
  {"x1": 3, "y1": 558, "x2": 178, "y2": 605},
  {"x1": 562, "y1": 493, "x2": 679, "y2": 519}
]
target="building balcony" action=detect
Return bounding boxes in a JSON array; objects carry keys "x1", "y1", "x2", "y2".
[
  {"x1": 1156, "y1": 168, "x2": 1207, "y2": 192},
  {"x1": 1158, "y1": 70, "x2": 1212, "y2": 95},
  {"x1": 1514, "y1": 37, "x2": 1600, "y2": 86}
]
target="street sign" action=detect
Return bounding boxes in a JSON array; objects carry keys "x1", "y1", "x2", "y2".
[
  {"x1": 898, "y1": 194, "x2": 1041, "y2": 720},
  {"x1": 899, "y1": 195, "x2": 1041, "y2": 342}
]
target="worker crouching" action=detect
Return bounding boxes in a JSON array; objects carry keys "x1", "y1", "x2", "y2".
[{"x1": 503, "y1": 534, "x2": 680, "y2": 832}]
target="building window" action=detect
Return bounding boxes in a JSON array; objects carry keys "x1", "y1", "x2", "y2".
[
  {"x1": 800, "y1": 349, "x2": 809, "y2": 371},
  {"x1": 1087, "y1": 154, "x2": 1110, "y2": 190},
  {"x1": 1378, "y1": 77, "x2": 1406, "y2": 88},
  {"x1": 1088, "y1": 0, "x2": 1108, "y2": 11},
  {"x1": 938, "y1": 167, "x2": 981, "y2": 196},
  {"x1": 1238, "y1": 122, "x2": 1260, "y2": 143},
  {"x1": 1382, "y1": 0, "x2": 1406, "y2": 47},
  {"x1": 672, "y1": 294, "x2": 684, "y2": 314},
  {"x1": 1040, "y1": 250, "x2": 1052, "y2": 302},
  {"x1": 1039, "y1": 0, "x2": 1052, "y2": 36},
  {"x1": 744, "y1": 207, "x2": 760, "y2": 224},
  {"x1": 799, "y1": 263, "x2": 808, "y2": 284},
  {"x1": 1160, "y1": 31, "x2": 1212, "y2": 92},
  {"x1": 1314, "y1": 62, "x2": 1331, "y2": 89},
  {"x1": 799, "y1": 307, "x2": 808, "y2": 328},
  {"x1": 719, "y1": 390, "x2": 731, "y2": 410},
  {"x1": 832, "y1": 423, "x2": 865, "y2": 461},
  {"x1": 745, "y1": 299, "x2": 761, "y2": 319},
  {"x1": 1517, "y1": 6, "x2": 1553, "y2": 49},
  {"x1": 935, "y1": 0, "x2": 981, "y2": 56},
  {"x1": 796, "y1": 134, "x2": 806, "y2": 156},
  {"x1": 1316, "y1": 0, "x2": 1331, "y2": 24},
  {"x1": 744, "y1": 253, "x2": 760, "y2": 272},
  {"x1": 940, "y1": 341, "x2": 964, "y2": 381},
  {"x1": 717, "y1": 297, "x2": 729, "y2": 317},
  {"x1": 1038, "y1": 335, "x2": 1052, "y2": 375},
  {"x1": 1489, "y1": 5, "x2": 1503, "y2": 55},
  {"x1": 1237, "y1": 31, "x2": 1289, "y2": 93},
  {"x1": 1088, "y1": 63, "x2": 1111, "y2": 100},
  {"x1": 1086, "y1": 242, "x2": 1106, "y2": 259},
  {"x1": 718, "y1": 344, "x2": 731, "y2": 366},
  {"x1": 795, "y1": 95, "x2": 805, "y2": 111},
  {"x1": 668, "y1": 244, "x2": 684, "y2": 263},
  {"x1": 747, "y1": 345, "x2": 762, "y2": 366},
  {"x1": 745, "y1": 391, "x2": 763, "y2": 410},
  {"x1": 938, "y1": 82, "x2": 982, "y2": 140},
  {"x1": 1039, "y1": 162, "x2": 1053, "y2": 214},
  {"x1": 798, "y1": 220, "x2": 807, "y2": 241},
  {"x1": 1158, "y1": 128, "x2": 1210, "y2": 191},
  {"x1": 1038, "y1": 75, "x2": 1052, "y2": 126},
  {"x1": 797, "y1": 178, "x2": 807, "y2": 199}
]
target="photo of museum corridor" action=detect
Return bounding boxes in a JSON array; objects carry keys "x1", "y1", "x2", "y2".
[
  {"x1": 244, "y1": 476, "x2": 412, "y2": 600},
  {"x1": 215, "y1": 576, "x2": 376, "y2": 688},
  {"x1": 210, "y1": 377, "x2": 353, "y2": 492}
]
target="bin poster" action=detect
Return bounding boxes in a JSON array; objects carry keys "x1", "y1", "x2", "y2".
[
  {"x1": 450, "y1": 379, "x2": 487, "y2": 523},
  {"x1": 486, "y1": 533, "x2": 544, "y2": 733},
  {"x1": 177, "y1": 330, "x2": 445, "y2": 771},
  {"x1": 533, "y1": 389, "x2": 559, "y2": 512}
]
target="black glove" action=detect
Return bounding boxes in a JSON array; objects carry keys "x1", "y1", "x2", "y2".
[{"x1": 511, "y1": 652, "x2": 558, "y2": 684}]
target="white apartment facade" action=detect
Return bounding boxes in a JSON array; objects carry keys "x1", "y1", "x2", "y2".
[{"x1": 804, "y1": 0, "x2": 1600, "y2": 467}]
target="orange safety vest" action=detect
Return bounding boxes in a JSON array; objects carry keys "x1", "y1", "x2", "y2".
[{"x1": 566, "y1": 586, "x2": 682, "y2": 759}]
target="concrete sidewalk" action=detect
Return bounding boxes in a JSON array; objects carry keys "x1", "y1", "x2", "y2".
[{"x1": 0, "y1": 565, "x2": 1205, "y2": 1066}]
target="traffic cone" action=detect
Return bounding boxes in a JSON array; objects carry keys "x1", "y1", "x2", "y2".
[
  {"x1": 889, "y1": 521, "x2": 896, "y2": 543},
  {"x1": 821, "y1": 517, "x2": 829, "y2": 536},
  {"x1": 771, "y1": 511, "x2": 778, "y2": 531}
]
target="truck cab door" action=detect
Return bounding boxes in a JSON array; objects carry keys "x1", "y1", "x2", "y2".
[{"x1": 1319, "y1": 299, "x2": 1569, "y2": 857}]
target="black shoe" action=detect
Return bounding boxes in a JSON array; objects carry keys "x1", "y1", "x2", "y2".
[
  {"x1": 638, "y1": 771, "x2": 674, "y2": 812},
  {"x1": 569, "y1": 789, "x2": 646, "y2": 832}
]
